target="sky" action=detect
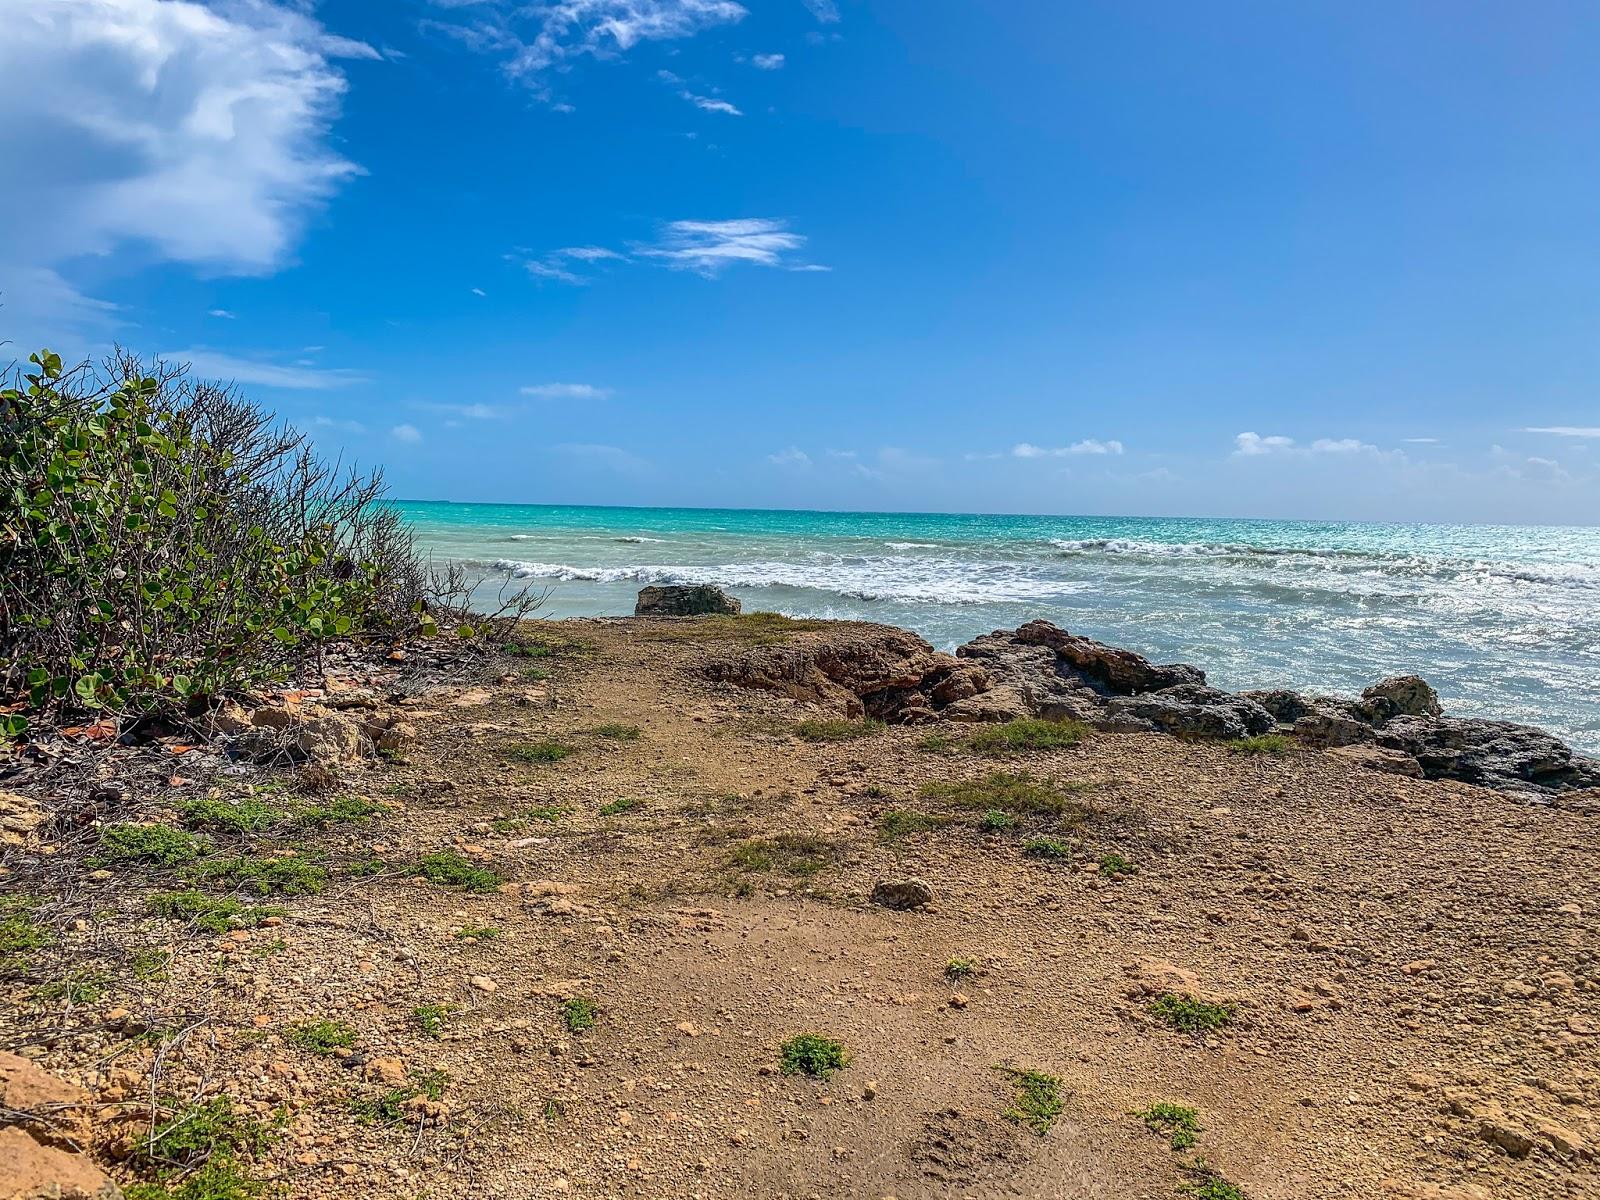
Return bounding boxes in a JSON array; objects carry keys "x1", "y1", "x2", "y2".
[{"x1": 3, "y1": 0, "x2": 1599, "y2": 524}]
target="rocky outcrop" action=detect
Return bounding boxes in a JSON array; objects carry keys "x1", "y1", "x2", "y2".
[
  {"x1": 0, "y1": 1053, "x2": 122, "y2": 1200},
  {"x1": 702, "y1": 617, "x2": 1598, "y2": 799},
  {"x1": 635, "y1": 584, "x2": 741, "y2": 616},
  {"x1": 229, "y1": 703, "x2": 417, "y2": 766}
]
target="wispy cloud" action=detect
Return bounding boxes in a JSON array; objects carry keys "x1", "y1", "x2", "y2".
[
  {"x1": 391, "y1": 423, "x2": 423, "y2": 444},
  {"x1": 768, "y1": 446, "x2": 811, "y2": 467},
  {"x1": 555, "y1": 442, "x2": 647, "y2": 473},
  {"x1": 163, "y1": 349, "x2": 367, "y2": 390},
  {"x1": 636, "y1": 218, "x2": 811, "y2": 275},
  {"x1": 208, "y1": 309, "x2": 237, "y2": 320},
  {"x1": 470, "y1": 287, "x2": 487, "y2": 297},
  {"x1": 560, "y1": 246, "x2": 627, "y2": 262},
  {"x1": 415, "y1": 401, "x2": 507, "y2": 419},
  {"x1": 521, "y1": 382, "x2": 613, "y2": 399},
  {"x1": 802, "y1": 0, "x2": 840, "y2": 23},
  {"x1": 1233, "y1": 432, "x2": 1400, "y2": 461},
  {"x1": 751, "y1": 52, "x2": 784, "y2": 69},
  {"x1": 311, "y1": 415, "x2": 367, "y2": 435},
  {"x1": 1402, "y1": 437, "x2": 1440, "y2": 444},
  {"x1": 423, "y1": 0, "x2": 747, "y2": 100},
  {"x1": 681, "y1": 91, "x2": 742, "y2": 115},
  {"x1": 1011, "y1": 439, "x2": 1124, "y2": 458},
  {"x1": 1523, "y1": 426, "x2": 1600, "y2": 438}
]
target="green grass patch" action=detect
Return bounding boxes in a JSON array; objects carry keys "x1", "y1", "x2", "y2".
[
  {"x1": 182, "y1": 855, "x2": 324, "y2": 896},
  {"x1": 876, "y1": 809, "x2": 948, "y2": 842},
  {"x1": 412, "y1": 1003, "x2": 460, "y2": 1038},
  {"x1": 502, "y1": 641, "x2": 552, "y2": 658},
  {"x1": 409, "y1": 850, "x2": 503, "y2": 893},
  {"x1": 921, "y1": 772, "x2": 1090, "y2": 820},
  {"x1": 1135, "y1": 1101, "x2": 1202, "y2": 1150},
  {"x1": 728, "y1": 834, "x2": 840, "y2": 878},
  {"x1": 0, "y1": 896, "x2": 50, "y2": 965},
  {"x1": 506, "y1": 740, "x2": 572, "y2": 763},
  {"x1": 997, "y1": 1065, "x2": 1064, "y2": 1134},
  {"x1": 1022, "y1": 836, "x2": 1072, "y2": 859},
  {"x1": 348, "y1": 1068, "x2": 449, "y2": 1126},
  {"x1": 592, "y1": 723, "x2": 642, "y2": 740},
  {"x1": 179, "y1": 795, "x2": 279, "y2": 835},
  {"x1": 1149, "y1": 993, "x2": 1237, "y2": 1035},
  {"x1": 562, "y1": 995, "x2": 598, "y2": 1033},
  {"x1": 1181, "y1": 1164, "x2": 1246, "y2": 1200},
  {"x1": 148, "y1": 890, "x2": 285, "y2": 934},
  {"x1": 1226, "y1": 734, "x2": 1293, "y2": 756},
  {"x1": 979, "y1": 808, "x2": 1015, "y2": 831},
  {"x1": 290, "y1": 794, "x2": 384, "y2": 829},
  {"x1": 33, "y1": 970, "x2": 109, "y2": 1005},
  {"x1": 779, "y1": 1033, "x2": 849, "y2": 1079},
  {"x1": 598, "y1": 796, "x2": 643, "y2": 817},
  {"x1": 917, "y1": 731, "x2": 958, "y2": 753},
  {"x1": 944, "y1": 957, "x2": 977, "y2": 981},
  {"x1": 138, "y1": 1095, "x2": 271, "y2": 1170},
  {"x1": 967, "y1": 718, "x2": 1090, "y2": 755},
  {"x1": 453, "y1": 924, "x2": 500, "y2": 940},
  {"x1": 126, "y1": 1157, "x2": 268, "y2": 1200},
  {"x1": 793, "y1": 717, "x2": 885, "y2": 742},
  {"x1": 130, "y1": 948, "x2": 172, "y2": 981},
  {"x1": 99, "y1": 824, "x2": 208, "y2": 867},
  {"x1": 286, "y1": 1018, "x2": 358, "y2": 1055},
  {"x1": 1098, "y1": 851, "x2": 1137, "y2": 878}
]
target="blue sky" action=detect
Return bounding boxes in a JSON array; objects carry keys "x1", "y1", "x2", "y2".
[{"x1": 4, "y1": 0, "x2": 1599, "y2": 523}]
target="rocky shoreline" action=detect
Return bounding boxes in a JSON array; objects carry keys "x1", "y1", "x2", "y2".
[{"x1": 665, "y1": 586, "x2": 1600, "y2": 802}]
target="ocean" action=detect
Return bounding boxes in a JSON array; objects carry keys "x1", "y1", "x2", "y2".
[{"x1": 396, "y1": 501, "x2": 1600, "y2": 755}]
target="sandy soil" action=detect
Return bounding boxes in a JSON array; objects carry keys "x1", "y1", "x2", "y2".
[{"x1": 2, "y1": 616, "x2": 1596, "y2": 1200}]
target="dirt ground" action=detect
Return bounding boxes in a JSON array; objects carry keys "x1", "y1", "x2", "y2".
[{"x1": 3, "y1": 616, "x2": 1596, "y2": 1200}]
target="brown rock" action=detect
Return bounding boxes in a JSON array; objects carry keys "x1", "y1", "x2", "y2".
[
  {"x1": 0, "y1": 1051, "x2": 86, "y2": 1112},
  {"x1": 1478, "y1": 1118, "x2": 1536, "y2": 1158},
  {"x1": 870, "y1": 878, "x2": 935, "y2": 911},
  {"x1": 0, "y1": 791, "x2": 46, "y2": 847},
  {"x1": 0, "y1": 1125, "x2": 122, "y2": 1200},
  {"x1": 364, "y1": 1057, "x2": 406, "y2": 1084},
  {"x1": 1327, "y1": 744, "x2": 1425, "y2": 777}
]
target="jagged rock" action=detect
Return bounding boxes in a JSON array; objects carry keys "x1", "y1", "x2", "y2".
[
  {"x1": 1106, "y1": 685, "x2": 1274, "y2": 740},
  {"x1": 955, "y1": 633, "x2": 1104, "y2": 718},
  {"x1": 361, "y1": 713, "x2": 417, "y2": 754},
  {"x1": 0, "y1": 1126, "x2": 122, "y2": 1200},
  {"x1": 1010, "y1": 620, "x2": 1205, "y2": 695},
  {"x1": 924, "y1": 659, "x2": 990, "y2": 706},
  {"x1": 635, "y1": 584, "x2": 741, "y2": 616},
  {"x1": 1328, "y1": 744, "x2": 1424, "y2": 778},
  {"x1": 871, "y1": 878, "x2": 935, "y2": 910},
  {"x1": 0, "y1": 1050, "x2": 86, "y2": 1112},
  {"x1": 1293, "y1": 709, "x2": 1377, "y2": 748},
  {"x1": 1378, "y1": 716, "x2": 1600, "y2": 794},
  {"x1": 1239, "y1": 689, "x2": 1316, "y2": 724},
  {"x1": 1359, "y1": 675, "x2": 1443, "y2": 722},
  {"x1": 706, "y1": 625, "x2": 944, "y2": 720},
  {"x1": 0, "y1": 791, "x2": 45, "y2": 848},
  {"x1": 941, "y1": 686, "x2": 1033, "y2": 724},
  {"x1": 235, "y1": 703, "x2": 371, "y2": 764}
]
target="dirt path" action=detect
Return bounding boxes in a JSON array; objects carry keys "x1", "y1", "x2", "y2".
[{"x1": 3, "y1": 617, "x2": 1595, "y2": 1199}]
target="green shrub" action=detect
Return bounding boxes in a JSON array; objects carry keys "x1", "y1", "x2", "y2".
[
  {"x1": 997, "y1": 1066, "x2": 1063, "y2": 1133},
  {"x1": 290, "y1": 794, "x2": 384, "y2": 829},
  {"x1": 562, "y1": 996, "x2": 599, "y2": 1033},
  {"x1": 967, "y1": 718, "x2": 1089, "y2": 755},
  {"x1": 1022, "y1": 836, "x2": 1072, "y2": 859},
  {"x1": 1149, "y1": 994, "x2": 1237, "y2": 1035},
  {"x1": 944, "y1": 957, "x2": 977, "y2": 981},
  {"x1": 922, "y1": 773, "x2": 1089, "y2": 819},
  {"x1": 876, "y1": 809, "x2": 947, "y2": 842},
  {"x1": 1226, "y1": 734, "x2": 1292, "y2": 755},
  {"x1": 125, "y1": 1156, "x2": 267, "y2": 1200},
  {"x1": 99, "y1": 824, "x2": 208, "y2": 868},
  {"x1": 286, "y1": 1018, "x2": 358, "y2": 1055},
  {"x1": 1098, "y1": 851, "x2": 1137, "y2": 878},
  {"x1": 410, "y1": 851, "x2": 503, "y2": 893},
  {"x1": 454, "y1": 924, "x2": 500, "y2": 940},
  {"x1": 779, "y1": 1033, "x2": 849, "y2": 1078},
  {"x1": 412, "y1": 1003, "x2": 459, "y2": 1038},
  {"x1": 1181, "y1": 1164, "x2": 1246, "y2": 1200},
  {"x1": 183, "y1": 855, "x2": 324, "y2": 896},
  {"x1": 793, "y1": 718, "x2": 884, "y2": 742},
  {"x1": 979, "y1": 808, "x2": 1015, "y2": 831},
  {"x1": 728, "y1": 835, "x2": 838, "y2": 878},
  {"x1": 0, "y1": 896, "x2": 50, "y2": 965},
  {"x1": 1135, "y1": 1101, "x2": 1202, "y2": 1150},
  {"x1": 0, "y1": 349, "x2": 426, "y2": 723},
  {"x1": 138, "y1": 1095, "x2": 271, "y2": 1169},
  {"x1": 507, "y1": 741, "x2": 571, "y2": 763},
  {"x1": 592, "y1": 723, "x2": 642, "y2": 740},
  {"x1": 179, "y1": 796, "x2": 279, "y2": 835},
  {"x1": 598, "y1": 796, "x2": 643, "y2": 817}
]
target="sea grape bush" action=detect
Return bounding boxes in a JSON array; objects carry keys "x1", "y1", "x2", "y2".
[{"x1": 0, "y1": 349, "x2": 428, "y2": 730}]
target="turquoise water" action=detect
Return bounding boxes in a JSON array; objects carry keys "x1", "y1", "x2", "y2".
[{"x1": 397, "y1": 501, "x2": 1600, "y2": 754}]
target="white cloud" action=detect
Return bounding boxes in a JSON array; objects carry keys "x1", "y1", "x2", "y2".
[
  {"x1": 524, "y1": 259, "x2": 586, "y2": 284},
  {"x1": 1309, "y1": 437, "x2": 1371, "y2": 454},
  {"x1": 311, "y1": 415, "x2": 367, "y2": 435},
  {"x1": 751, "y1": 53, "x2": 785, "y2": 69},
  {"x1": 416, "y1": 401, "x2": 505, "y2": 419},
  {"x1": 635, "y1": 218, "x2": 810, "y2": 275},
  {"x1": 390, "y1": 423, "x2": 423, "y2": 444},
  {"x1": 681, "y1": 91, "x2": 742, "y2": 115},
  {"x1": 163, "y1": 348, "x2": 366, "y2": 390},
  {"x1": 1233, "y1": 432, "x2": 1297, "y2": 456},
  {"x1": 1234, "y1": 431, "x2": 1405, "y2": 464},
  {"x1": 559, "y1": 246, "x2": 626, "y2": 261},
  {"x1": 802, "y1": 0, "x2": 840, "y2": 23},
  {"x1": 208, "y1": 308, "x2": 237, "y2": 319},
  {"x1": 1403, "y1": 437, "x2": 1440, "y2": 444},
  {"x1": 768, "y1": 446, "x2": 811, "y2": 468},
  {"x1": 1523, "y1": 426, "x2": 1600, "y2": 438},
  {"x1": 1011, "y1": 440, "x2": 1124, "y2": 458},
  {"x1": 520, "y1": 382, "x2": 613, "y2": 399},
  {"x1": 425, "y1": 0, "x2": 747, "y2": 98},
  {"x1": 470, "y1": 287, "x2": 487, "y2": 297},
  {"x1": 555, "y1": 441, "x2": 647, "y2": 473}
]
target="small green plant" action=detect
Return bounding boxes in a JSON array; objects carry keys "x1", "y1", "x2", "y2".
[
  {"x1": 183, "y1": 855, "x2": 325, "y2": 896},
  {"x1": 562, "y1": 995, "x2": 598, "y2": 1033},
  {"x1": 0, "y1": 896, "x2": 50, "y2": 965},
  {"x1": 1135, "y1": 1101, "x2": 1202, "y2": 1150},
  {"x1": 347, "y1": 1069, "x2": 449, "y2": 1126},
  {"x1": 967, "y1": 718, "x2": 1089, "y2": 755},
  {"x1": 454, "y1": 924, "x2": 500, "y2": 940},
  {"x1": 491, "y1": 804, "x2": 567, "y2": 832},
  {"x1": 148, "y1": 890, "x2": 283, "y2": 933},
  {"x1": 876, "y1": 809, "x2": 947, "y2": 842},
  {"x1": 125, "y1": 1157, "x2": 268, "y2": 1200},
  {"x1": 779, "y1": 1033, "x2": 849, "y2": 1079},
  {"x1": 179, "y1": 795, "x2": 279, "y2": 835},
  {"x1": 1180, "y1": 1163, "x2": 1246, "y2": 1200},
  {"x1": 921, "y1": 773, "x2": 1090, "y2": 820},
  {"x1": 598, "y1": 796, "x2": 643, "y2": 817},
  {"x1": 139, "y1": 1095, "x2": 272, "y2": 1169},
  {"x1": 286, "y1": 1018, "x2": 358, "y2": 1055},
  {"x1": 997, "y1": 1065, "x2": 1063, "y2": 1134},
  {"x1": 1098, "y1": 851, "x2": 1137, "y2": 878},
  {"x1": 917, "y1": 731, "x2": 958, "y2": 753},
  {"x1": 1149, "y1": 994, "x2": 1237, "y2": 1035},
  {"x1": 793, "y1": 718, "x2": 884, "y2": 742},
  {"x1": 1022, "y1": 836, "x2": 1072, "y2": 859},
  {"x1": 506, "y1": 740, "x2": 571, "y2": 763},
  {"x1": 728, "y1": 834, "x2": 838, "y2": 878},
  {"x1": 944, "y1": 957, "x2": 977, "y2": 981},
  {"x1": 98, "y1": 824, "x2": 208, "y2": 867},
  {"x1": 412, "y1": 1003, "x2": 460, "y2": 1038},
  {"x1": 33, "y1": 971, "x2": 109, "y2": 1005},
  {"x1": 409, "y1": 851, "x2": 503, "y2": 894},
  {"x1": 592, "y1": 722, "x2": 642, "y2": 740},
  {"x1": 130, "y1": 948, "x2": 172, "y2": 981},
  {"x1": 290, "y1": 794, "x2": 384, "y2": 829},
  {"x1": 1226, "y1": 734, "x2": 1292, "y2": 756},
  {"x1": 502, "y1": 641, "x2": 552, "y2": 658},
  {"x1": 980, "y1": 808, "x2": 1015, "y2": 831}
]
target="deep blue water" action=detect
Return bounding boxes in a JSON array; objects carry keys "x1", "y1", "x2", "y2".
[{"x1": 396, "y1": 501, "x2": 1600, "y2": 753}]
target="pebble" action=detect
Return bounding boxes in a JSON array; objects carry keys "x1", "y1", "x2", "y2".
[{"x1": 470, "y1": 976, "x2": 498, "y2": 993}]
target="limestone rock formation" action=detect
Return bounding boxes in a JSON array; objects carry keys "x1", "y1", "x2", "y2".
[{"x1": 635, "y1": 584, "x2": 741, "y2": 616}]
